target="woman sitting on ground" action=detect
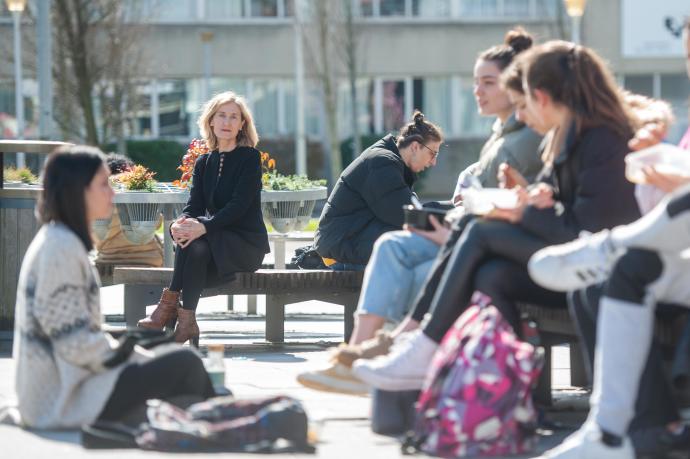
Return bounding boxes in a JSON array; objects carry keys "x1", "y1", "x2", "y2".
[
  {"x1": 314, "y1": 110, "x2": 443, "y2": 271},
  {"x1": 11, "y1": 146, "x2": 216, "y2": 429},
  {"x1": 138, "y1": 91, "x2": 270, "y2": 346}
]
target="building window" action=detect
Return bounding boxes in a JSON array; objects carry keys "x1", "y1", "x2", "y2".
[
  {"x1": 660, "y1": 74, "x2": 690, "y2": 144},
  {"x1": 252, "y1": 80, "x2": 281, "y2": 136},
  {"x1": 623, "y1": 74, "x2": 654, "y2": 98},
  {"x1": 249, "y1": 0, "x2": 278, "y2": 17},
  {"x1": 381, "y1": 0, "x2": 406, "y2": 16},
  {"x1": 206, "y1": 0, "x2": 244, "y2": 19},
  {"x1": 413, "y1": 0, "x2": 451, "y2": 17},
  {"x1": 0, "y1": 79, "x2": 37, "y2": 139},
  {"x1": 418, "y1": 77, "x2": 453, "y2": 136}
]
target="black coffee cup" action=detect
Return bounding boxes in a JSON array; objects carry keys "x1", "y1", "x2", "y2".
[{"x1": 403, "y1": 205, "x2": 447, "y2": 231}]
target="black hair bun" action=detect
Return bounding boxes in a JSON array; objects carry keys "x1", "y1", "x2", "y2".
[
  {"x1": 505, "y1": 27, "x2": 533, "y2": 54},
  {"x1": 412, "y1": 110, "x2": 425, "y2": 125}
]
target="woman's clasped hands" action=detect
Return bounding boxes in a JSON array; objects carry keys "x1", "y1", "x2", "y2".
[{"x1": 171, "y1": 215, "x2": 207, "y2": 248}]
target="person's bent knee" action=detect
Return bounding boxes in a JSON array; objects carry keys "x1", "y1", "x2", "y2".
[
  {"x1": 605, "y1": 249, "x2": 663, "y2": 304},
  {"x1": 184, "y1": 238, "x2": 211, "y2": 260}
]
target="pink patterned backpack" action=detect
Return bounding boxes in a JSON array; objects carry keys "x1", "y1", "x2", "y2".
[{"x1": 412, "y1": 292, "x2": 544, "y2": 458}]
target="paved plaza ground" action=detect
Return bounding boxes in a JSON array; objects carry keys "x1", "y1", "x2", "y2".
[{"x1": 0, "y1": 286, "x2": 592, "y2": 459}]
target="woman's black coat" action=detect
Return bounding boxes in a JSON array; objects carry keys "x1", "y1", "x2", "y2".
[
  {"x1": 180, "y1": 147, "x2": 270, "y2": 281},
  {"x1": 314, "y1": 134, "x2": 417, "y2": 265},
  {"x1": 520, "y1": 124, "x2": 641, "y2": 244}
]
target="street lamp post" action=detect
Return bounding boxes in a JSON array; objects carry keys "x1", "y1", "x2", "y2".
[
  {"x1": 293, "y1": 0, "x2": 307, "y2": 177},
  {"x1": 564, "y1": 0, "x2": 587, "y2": 44},
  {"x1": 7, "y1": 0, "x2": 28, "y2": 169}
]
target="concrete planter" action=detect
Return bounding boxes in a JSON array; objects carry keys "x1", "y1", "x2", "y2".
[{"x1": 261, "y1": 187, "x2": 327, "y2": 233}]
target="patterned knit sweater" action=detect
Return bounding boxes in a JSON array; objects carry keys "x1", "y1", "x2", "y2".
[{"x1": 12, "y1": 222, "x2": 126, "y2": 428}]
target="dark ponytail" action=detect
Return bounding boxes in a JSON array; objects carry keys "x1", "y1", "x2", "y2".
[{"x1": 396, "y1": 110, "x2": 444, "y2": 149}]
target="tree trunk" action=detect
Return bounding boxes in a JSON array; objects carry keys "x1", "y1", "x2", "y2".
[{"x1": 344, "y1": 0, "x2": 362, "y2": 159}]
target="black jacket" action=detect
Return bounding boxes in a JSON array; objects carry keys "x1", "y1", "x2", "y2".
[
  {"x1": 520, "y1": 124, "x2": 641, "y2": 244},
  {"x1": 314, "y1": 135, "x2": 416, "y2": 264},
  {"x1": 182, "y1": 147, "x2": 270, "y2": 281}
]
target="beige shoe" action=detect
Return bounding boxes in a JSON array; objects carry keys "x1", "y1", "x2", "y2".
[
  {"x1": 333, "y1": 330, "x2": 394, "y2": 367},
  {"x1": 297, "y1": 363, "x2": 370, "y2": 395}
]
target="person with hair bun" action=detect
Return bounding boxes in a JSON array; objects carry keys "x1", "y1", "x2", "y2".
[
  {"x1": 314, "y1": 109, "x2": 443, "y2": 270},
  {"x1": 138, "y1": 91, "x2": 270, "y2": 346},
  {"x1": 452, "y1": 27, "x2": 543, "y2": 200}
]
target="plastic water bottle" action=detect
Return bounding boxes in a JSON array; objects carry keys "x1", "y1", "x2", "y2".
[{"x1": 205, "y1": 343, "x2": 226, "y2": 391}]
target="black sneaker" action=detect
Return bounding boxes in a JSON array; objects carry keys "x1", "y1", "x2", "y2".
[{"x1": 631, "y1": 424, "x2": 690, "y2": 458}]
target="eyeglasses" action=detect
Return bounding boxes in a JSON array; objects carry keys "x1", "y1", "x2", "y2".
[{"x1": 419, "y1": 142, "x2": 440, "y2": 159}]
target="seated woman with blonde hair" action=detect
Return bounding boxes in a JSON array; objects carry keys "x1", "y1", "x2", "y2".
[{"x1": 138, "y1": 91, "x2": 270, "y2": 346}]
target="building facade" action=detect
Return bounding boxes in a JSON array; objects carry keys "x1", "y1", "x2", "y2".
[{"x1": 1, "y1": 0, "x2": 688, "y2": 196}]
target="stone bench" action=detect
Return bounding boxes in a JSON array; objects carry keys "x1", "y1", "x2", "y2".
[{"x1": 112, "y1": 267, "x2": 364, "y2": 343}]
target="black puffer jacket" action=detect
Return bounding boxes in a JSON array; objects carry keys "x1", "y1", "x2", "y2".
[
  {"x1": 520, "y1": 124, "x2": 641, "y2": 244},
  {"x1": 314, "y1": 135, "x2": 416, "y2": 264}
]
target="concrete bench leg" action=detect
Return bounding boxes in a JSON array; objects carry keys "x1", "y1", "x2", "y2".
[
  {"x1": 342, "y1": 292, "x2": 359, "y2": 343},
  {"x1": 247, "y1": 295, "x2": 258, "y2": 315},
  {"x1": 569, "y1": 341, "x2": 589, "y2": 387},
  {"x1": 265, "y1": 294, "x2": 286, "y2": 343},
  {"x1": 124, "y1": 284, "x2": 163, "y2": 327}
]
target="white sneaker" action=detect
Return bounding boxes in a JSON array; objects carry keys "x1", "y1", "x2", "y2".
[
  {"x1": 532, "y1": 427, "x2": 633, "y2": 459},
  {"x1": 351, "y1": 330, "x2": 438, "y2": 391},
  {"x1": 528, "y1": 230, "x2": 623, "y2": 292}
]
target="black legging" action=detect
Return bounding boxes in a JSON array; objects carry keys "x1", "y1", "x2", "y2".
[
  {"x1": 569, "y1": 283, "x2": 681, "y2": 431},
  {"x1": 475, "y1": 258, "x2": 567, "y2": 333},
  {"x1": 98, "y1": 349, "x2": 215, "y2": 422},
  {"x1": 415, "y1": 218, "x2": 565, "y2": 343},
  {"x1": 169, "y1": 237, "x2": 219, "y2": 311},
  {"x1": 409, "y1": 214, "x2": 476, "y2": 323}
]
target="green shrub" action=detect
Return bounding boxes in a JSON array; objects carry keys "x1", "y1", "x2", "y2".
[
  {"x1": 103, "y1": 140, "x2": 186, "y2": 182},
  {"x1": 3, "y1": 167, "x2": 38, "y2": 184}
]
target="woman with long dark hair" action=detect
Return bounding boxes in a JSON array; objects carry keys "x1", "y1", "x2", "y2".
[
  {"x1": 12, "y1": 146, "x2": 215, "y2": 429},
  {"x1": 352, "y1": 41, "x2": 642, "y2": 391},
  {"x1": 138, "y1": 91, "x2": 270, "y2": 346}
]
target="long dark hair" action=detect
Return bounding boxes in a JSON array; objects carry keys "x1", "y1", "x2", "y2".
[{"x1": 37, "y1": 145, "x2": 107, "y2": 251}]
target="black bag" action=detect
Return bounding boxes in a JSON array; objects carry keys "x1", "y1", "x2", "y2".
[
  {"x1": 291, "y1": 245, "x2": 327, "y2": 270},
  {"x1": 137, "y1": 395, "x2": 315, "y2": 453},
  {"x1": 103, "y1": 329, "x2": 175, "y2": 368},
  {"x1": 371, "y1": 389, "x2": 420, "y2": 436}
]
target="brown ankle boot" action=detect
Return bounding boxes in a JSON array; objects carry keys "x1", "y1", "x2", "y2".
[
  {"x1": 174, "y1": 307, "x2": 200, "y2": 347},
  {"x1": 137, "y1": 288, "x2": 180, "y2": 330}
]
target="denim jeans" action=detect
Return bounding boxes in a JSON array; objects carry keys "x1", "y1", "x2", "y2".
[{"x1": 356, "y1": 231, "x2": 439, "y2": 323}]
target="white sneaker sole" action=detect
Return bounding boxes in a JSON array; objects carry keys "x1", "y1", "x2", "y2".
[
  {"x1": 352, "y1": 364, "x2": 425, "y2": 391},
  {"x1": 296, "y1": 373, "x2": 370, "y2": 396}
]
